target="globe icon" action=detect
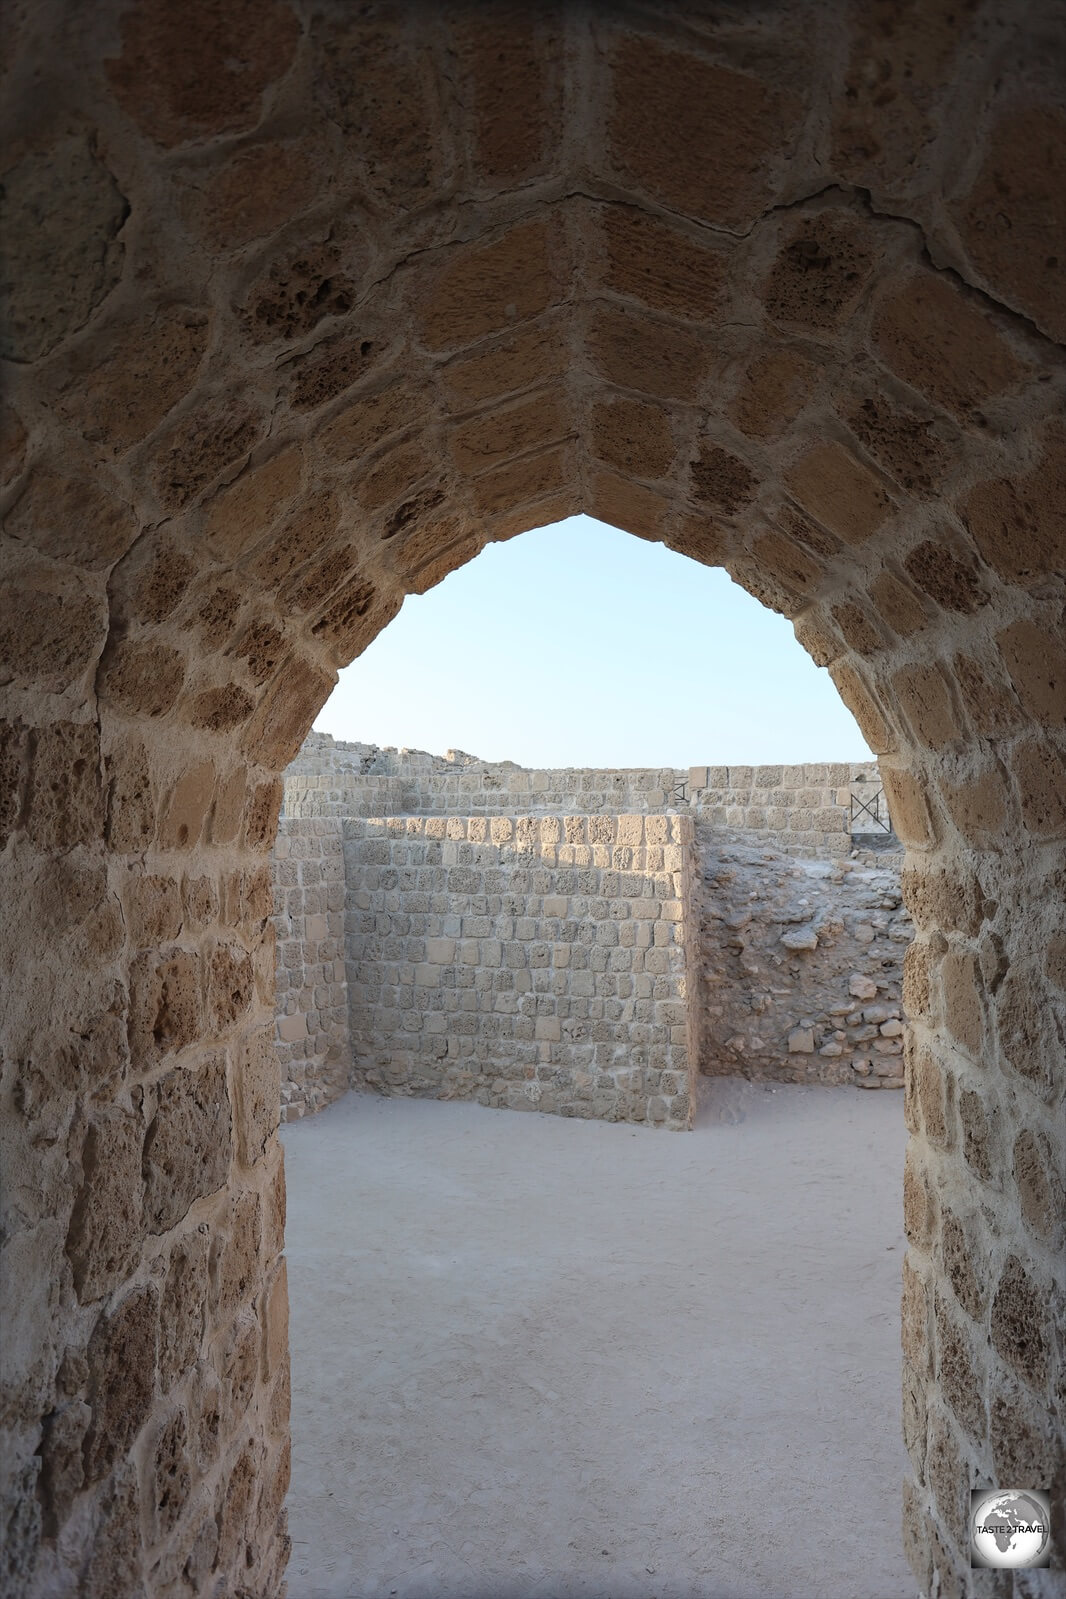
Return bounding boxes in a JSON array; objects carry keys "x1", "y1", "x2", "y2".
[{"x1": 971, "y1": 1490, "x2": 1051, "y2": 1569}]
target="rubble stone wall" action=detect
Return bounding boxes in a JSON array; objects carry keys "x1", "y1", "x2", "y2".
[
  {"x1": 342, "y1": 813, "x2": 698, "y2": 1129},
  {"x1": 698, "y1": 831, "x2": 908, "y2": 1090},
  {"x1": 272, "y1": 819, "x2": 349, "y2": 1121}
]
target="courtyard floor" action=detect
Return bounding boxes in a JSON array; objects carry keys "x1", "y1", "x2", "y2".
[{"x1": 282, "y1": 1082, "x2": 913, "y2": 1599}]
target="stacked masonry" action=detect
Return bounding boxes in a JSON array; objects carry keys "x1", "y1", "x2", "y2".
[
  {"x1": 343, "y1": 813, "x2": 698, "y2": 1128},
  {"x1": 272, "y1": 819, "x2": 349, "y2": 1118}
]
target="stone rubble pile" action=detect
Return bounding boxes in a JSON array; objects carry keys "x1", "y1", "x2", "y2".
[{"x1": 699, "y1": 829, "x2": 908, "y2": 1089}]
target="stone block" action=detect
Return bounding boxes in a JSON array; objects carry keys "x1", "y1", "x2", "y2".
[
  {"x1": 66, "y1": 1110, "x2": 146, "y2": 1302},
  {"x1": 873, "y1": 268, "x2": 1026, "y2": 420},
  {"x1": 84, "y1": 1284, "x2": 159, "y2": 1483}
]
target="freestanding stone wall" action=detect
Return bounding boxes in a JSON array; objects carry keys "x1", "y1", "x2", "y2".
[
  {"x1": 272, "y1": 819, "x2": 349, "y2": 1121},
  {"x1": 343, "y1": 814, "x2": 698, "y2": 1128}
]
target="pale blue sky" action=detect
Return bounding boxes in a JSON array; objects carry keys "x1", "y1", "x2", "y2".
[{"x1": 316, "y1": 515, "x2": 871, "y2": 767}]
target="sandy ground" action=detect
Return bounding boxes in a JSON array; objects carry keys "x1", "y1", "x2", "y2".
[{"x1": 282, "y1": 1082, "x2": 914, "y2": 1599}]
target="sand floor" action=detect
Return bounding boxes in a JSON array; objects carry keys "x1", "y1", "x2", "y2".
[{"x1": 282, "y1": 1081, "x2": 913, "y2": 1599}]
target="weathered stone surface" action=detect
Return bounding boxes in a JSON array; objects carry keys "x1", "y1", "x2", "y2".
[
  {"x1": 731, "y1": 349, "x2": 819, "y2": 439},
  {"x1": 58, "y1": 307, "x2": 208, "y2": 452},
  {"x1": 600, "y1": 207, "x2": 728, "y2": 321},
  {"x1": 240, "y1": 239, "x2": 358, "y2": 347},
  {"x1": 960, "y1": 432, "x2": 1066, "y2": 586},
  {"x1": 66, "y1": 1110, "x2": 145, "y2": 1302},
  {"x1": 0, "y1": 568, "x2": 106, "y2": 696},
  {"x1": 84, "y1": 1286, "x2": 158, "y2": 1483},
  {"x1": 452, "y1": 7, "x2": 560, "y2": 185},
  {"x1": 691, "y1": 445, "x2": 756, "y2": 515},
  {"x1": 607, "y1": 35, "x2": 800, "y2": 228},
  {"x1": 197, "y1": 141, "x2": 321, "y2": 252},
  {"x1": 150, "y1": 400, "x2": 262, "y2": 511},
  {"x1": 786, "y1": 443, "x2": 894, "y2": 545},
  {"x1": 82, "y1": 1463, "x2": 143, "y2": 1599},
  {"x1": 590, "y1": 405, "x2": 679, "y2": 501},
  {"x1": 159, "y1": 1233, "x2": 209, "y2": 1391},
  {"x1": 872, "y1": 270, "x2": 1026, "y2": 419},
  {"x1": 26, "y1": 721, "x2": 102, "y2": 853},
  {"x1": 0, "y1": 403, "x2": 27, "y2": 486},
  {"x1": 143, "y1": 1054, "x2": 232, "y2": 1233},
  {"x1": 954, "y1": 107, "x2": 1066, "y2": 342},
  {"x1": 213, "y1": 1189, "x2": 262, "y2": 1323},
  {"x1": 5, "y1": 468, "x2": 138, "y2": 568},
  {"x1": 781, "y1": 926, "x2": 819, "y2": 951},
  {"x1": 989, "y1": 1256, "x2": 1050, "y2": 1393},
  {"x1": 589, "y1": 305, "x2": 708, "y2": 402},
  {"x1": 902, "y1": 537, "x2": 987, "y2": 615},
  {"x1": 764, "y1": 210, "x2": 876, "y2": 331},
  {"x1": 99, "y1": 640, "x2": 186, "y2": 719},
  {"x1": 314, "y1": 16, "x2": 446, "y2": 202},
  {"x1": 105, "y1": 0, "x2": 300, "y2": 146},
  {"x1": 0, "y1": 134, "x2": 127, "y2": 361},
  {"x1": 416, "y1": 221, "x2": 559, "y2": 352}
]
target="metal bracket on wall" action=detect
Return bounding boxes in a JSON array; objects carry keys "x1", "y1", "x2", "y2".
[{"x1": 850, "y1": 786, "x2": 891, "y2": 832}]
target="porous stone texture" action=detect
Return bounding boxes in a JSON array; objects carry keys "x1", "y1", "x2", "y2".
[
  {"x1": 343, "y1": 814, "x2": 697, "y2": 1129},
  {"x1": 2, "y1": 5, "x2": 1064, "y2": 1595},
  {"x1": 272, "y1": 819, "x2": 349, "y2": 1121}
]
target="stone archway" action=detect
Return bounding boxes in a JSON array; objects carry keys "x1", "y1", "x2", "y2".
[{"x1": 1, "y1": 3, "x2": 1063, "y2": 1593}]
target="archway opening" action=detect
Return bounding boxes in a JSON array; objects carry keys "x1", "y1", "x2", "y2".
[{"x1": 273, "y1": 512, "x2": 914, "y2": 1595}]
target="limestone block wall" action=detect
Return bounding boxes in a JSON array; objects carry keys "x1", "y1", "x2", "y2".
[
  {"x1": 283, "y1": 760, "x2": 684, "y2": 821},
  {"x1": 688, "y1": 762, "x2": 858, "y2": 856},
  {"x1": 272, "y1": 820, "x2": 349, "y2": 1122},
  {"x1": 342, "y1": 814, "x2": 698, "y2": 1128}
]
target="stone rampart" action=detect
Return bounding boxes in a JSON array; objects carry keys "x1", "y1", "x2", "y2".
[
  {"x1": 283, "y1": 734, "x2": 891, "y2": 860},
  {"x1": 341, "y1": 813, "x2": 698, "y2": 1129}
]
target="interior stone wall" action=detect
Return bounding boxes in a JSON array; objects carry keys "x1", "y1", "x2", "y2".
[
  {"x1": 272, "y1": 818, "x2": 348, "y2": 1122},
  {"x1": 2, "y1": 3, "x2": 1064, "y2": 1594},
  {"x1": 343, "y1": 813, "x2": 698, "y2": 1128}
]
